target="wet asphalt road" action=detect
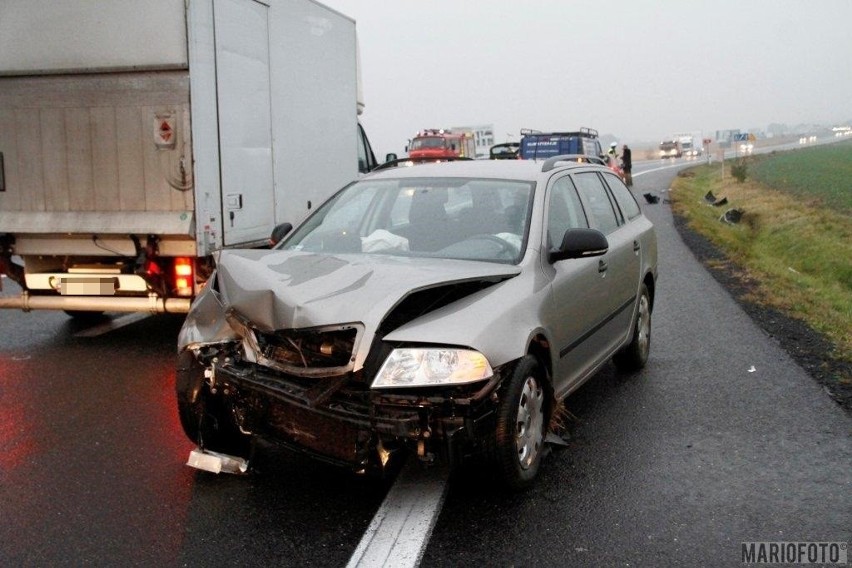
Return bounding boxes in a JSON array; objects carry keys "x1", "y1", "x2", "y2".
[{"x1": 0, "y1": 162, "x2": 849, "y2": 567}]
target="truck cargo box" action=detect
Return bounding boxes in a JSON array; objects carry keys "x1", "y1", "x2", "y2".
[{"x1": 0, "y1": 0, "x2": 373, "y2": 315}]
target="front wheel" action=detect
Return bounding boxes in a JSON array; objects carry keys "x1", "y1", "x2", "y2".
[
  {"x1": 492, "y1": 356, "x2": 548, "y2": 490},
  {"x1": 614, "y1": 283, "x2": 651, "y2": 372}
]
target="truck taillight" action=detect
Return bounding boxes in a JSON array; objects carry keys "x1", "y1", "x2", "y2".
[{"x1": 174, "y1": 257, "x2": 194, "y2": 297}]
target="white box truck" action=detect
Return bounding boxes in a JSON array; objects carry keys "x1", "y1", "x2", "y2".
[
  {"x1": 0, "y1": 0, "x2": 379, "y2": 317},
  {"x1": 675, "y1": 133, "x2": 703, "y2": 158}
]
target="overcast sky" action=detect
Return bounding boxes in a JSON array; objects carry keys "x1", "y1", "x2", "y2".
[{"x1": 320, "y1": 0, "x2": 852, "y2": 157}]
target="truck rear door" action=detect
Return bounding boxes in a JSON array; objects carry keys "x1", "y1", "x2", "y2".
[{"x1": 214, "y1": 0, "x2": 275, "y2": 246}]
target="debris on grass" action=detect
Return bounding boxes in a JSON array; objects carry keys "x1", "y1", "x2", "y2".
[
  {"x1": 704, "y1": 191, "x2": 728, "y2": 206},
  {"x1": 720, "y1": 208, "x2": 744, "y2": 224}
]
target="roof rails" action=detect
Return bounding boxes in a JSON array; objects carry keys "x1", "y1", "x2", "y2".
[
  {"x1": 520, "y1": 127, "x2": 599, "y2": 138},
  {"x1": 541, "y1": 154, "x2": 606, "y2": 172},
  {"x1": 371, "y1": 156, "x2": 474, "y2": 171}
]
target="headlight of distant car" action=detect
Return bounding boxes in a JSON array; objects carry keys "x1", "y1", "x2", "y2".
[{"x1": 371, "y1": 348, "x2": 493, "y2": 389}]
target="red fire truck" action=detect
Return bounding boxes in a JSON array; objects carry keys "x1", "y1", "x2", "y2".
[{"x1": 408, "y1": 129, "x2": 476, "y2": 159}]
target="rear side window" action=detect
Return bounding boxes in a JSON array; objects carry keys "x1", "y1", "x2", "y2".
[
  {"x1": 546, "y1": 176, "x2": 588, "y2": 248},
  {"x1": 572, "y1": 172, "x2": 620, "y2": 234},
  {"x1": 603, "y1": 173, "x2": 641, "y2": 220}
]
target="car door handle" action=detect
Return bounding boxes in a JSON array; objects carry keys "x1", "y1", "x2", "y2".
[
  {"x1": 598, "y1": 259, "x2": 608, "y2": 273},
  {"x1": 633, "y1": 240, "x2": 641, "y2": 252}
]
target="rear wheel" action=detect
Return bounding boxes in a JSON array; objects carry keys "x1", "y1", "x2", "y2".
[
  {"x1": 176, "y1": 350, "x2": 251, "y2": 457},
  {"x1": 492, "y1": 356, "x2": 548, "y2": 490},
  {"x1": 614, "y1": 283, "x2": 651, "y2": 372}
]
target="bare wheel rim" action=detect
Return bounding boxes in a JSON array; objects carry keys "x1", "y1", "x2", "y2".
[
  {"x1": 515, "y1": 376, "x2": 544, "y2": 470},
  {"x1": 637, "y1": 293, "x2": 651, "y2": 357}
]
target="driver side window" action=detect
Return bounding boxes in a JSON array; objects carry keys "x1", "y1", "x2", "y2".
[{"x1": 546, "y1": 176, "x2": 588, "y2": 248}]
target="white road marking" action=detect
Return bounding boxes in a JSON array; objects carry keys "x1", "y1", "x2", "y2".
[
  {"x1": 73, "y1": 312, "x2": 151, "y2": 337},
  {"x1": 633, "y1": 161, "x2": 694, "y2": 178},
  {"x1": 347, "y1": 459, "x2": 450, "y2": 568}
]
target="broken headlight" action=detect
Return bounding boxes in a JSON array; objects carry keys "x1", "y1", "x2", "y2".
[{"x1": 371, "y1": 348, "x2": 493, "y2": 389}]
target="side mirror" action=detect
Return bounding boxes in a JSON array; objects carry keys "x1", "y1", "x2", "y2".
[
  {"x1": 385, "y1": 153, "x2": 398, "y2": 162},
  {"x1": 549, "y1": 228, "x2": 608, "y2": 263},
  {"x1": 269, "y1": 222, "x2": 292, "y2": 246}
]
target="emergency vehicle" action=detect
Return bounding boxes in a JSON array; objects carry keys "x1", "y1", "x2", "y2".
[{"x1": 408, "y1": 129, "x2": 476, "y2": 159}]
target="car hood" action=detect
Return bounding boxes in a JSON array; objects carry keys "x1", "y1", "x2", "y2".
[{"x1": 180, "y1": 249, "x2": 521, "y2": 368}]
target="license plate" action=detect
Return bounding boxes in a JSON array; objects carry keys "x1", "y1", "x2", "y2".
[{"x1": 59, "y1": 277, "x2": 117, "y2": 296}]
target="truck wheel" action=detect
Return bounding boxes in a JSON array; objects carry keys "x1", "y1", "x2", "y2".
[
  {"x1": 176, "y1": 350, "x2": 250, "y2": 458},
  {"x1": 614, "y1": 283, "x2": 651, "y2": 372},
  {"x1": 492, "y1": 356, "x2": 548, "y2": 490}
]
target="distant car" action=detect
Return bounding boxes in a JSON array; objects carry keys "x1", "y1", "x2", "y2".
[
  {"x1": 489, "y1": 142, "x2": 520, "y2": 159},
  {"x1": 176, "y1": 157, "x2": 658, "y2": 489}
]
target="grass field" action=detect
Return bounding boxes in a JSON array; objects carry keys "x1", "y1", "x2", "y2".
[
  {"x1": 748, "y1": 138, "x2": 852, "y2": 212},
  {"x1": 670, "y1": 140, "x2": 852, "y2": 364}
]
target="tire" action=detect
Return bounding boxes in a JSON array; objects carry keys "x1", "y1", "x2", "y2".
[
  {"x1": 613, "y1": 283, "x2": 651, "y2": 372},
  {"x1": 176, "y1": 350, "x2": 250, "y2": 458},
  {"x1": 492, "y1": 356, "x2": 548, "y2": 490}
]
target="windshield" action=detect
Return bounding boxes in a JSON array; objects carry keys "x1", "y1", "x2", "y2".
[
  {"x1": 491, "y1": 144, "x2": 519, "y2": 158},
  {"x1": 281, "y1": 177, "x2": 534, "y2": 264},
  {"x1": 410, "y1": 137, "x2": 446, "y2": 150}
]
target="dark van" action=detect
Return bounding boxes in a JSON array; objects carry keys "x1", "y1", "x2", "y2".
[{"x1": 519, "y1": 127, "x2": 603, "y2": 160}]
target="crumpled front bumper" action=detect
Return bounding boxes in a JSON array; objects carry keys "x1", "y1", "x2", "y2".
[{"x1": 206, "y1": 358, "x2": 503, "y2": 471}]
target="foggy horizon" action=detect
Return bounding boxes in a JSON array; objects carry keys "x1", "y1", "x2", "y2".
[{"x1": 321, "y1": 0, "x2": 852, "y2": 157}]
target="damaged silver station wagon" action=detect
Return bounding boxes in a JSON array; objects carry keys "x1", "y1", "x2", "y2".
[{"x1": 176, "y1": 157, "x2": 657, "y2": 489}]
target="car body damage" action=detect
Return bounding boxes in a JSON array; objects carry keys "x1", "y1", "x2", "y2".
[
  {"x1": 180, "y1": 250, "x2": 522, "y2": 365},
  {"x1": 176, "y1": 160, "x2": 658, "y2": 488},
  {"x1": 177, "y1": 252, "x2": 522, "y2": 471}
]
